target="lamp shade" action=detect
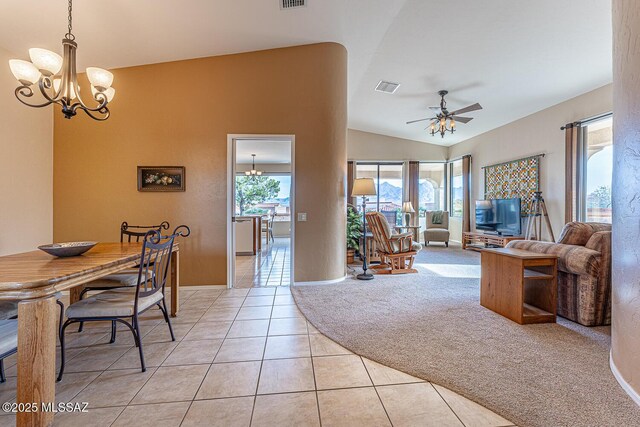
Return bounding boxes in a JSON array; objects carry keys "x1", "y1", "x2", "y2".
[
  {"x1": 9, "y1": 59, "x2": 41, "y2": 85},
  {"x1": 402, "y1": 202, "x2": 415, "y2": 213},
  {"x1": 29, "y1": 48, "x2": 63, "y2": 76},
  {"x1": 86, "y1": 67, "x2": 114, "y2": 90},
  {"x1": 351, "y1": 178, "x2": 376, "y2": 197}
]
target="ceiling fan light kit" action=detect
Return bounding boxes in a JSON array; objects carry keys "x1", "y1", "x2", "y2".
[
  {"x1": 406, "y1": 89, "x2": 482, "y2": 138},
  {"x1": 8, "y1": 0, "x2": 115, "y2": 121}
]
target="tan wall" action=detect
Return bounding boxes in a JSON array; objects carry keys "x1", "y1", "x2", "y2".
[
  {"x1": 54, "y1": 43, "x2": 347, "y2": 285},
  {"x1": 348, "y1": 129, "x2": 448, "y2": 161},
  {"x1": 0, "y1": 46, "x2": 53, "y2": 256},
  {"x1": 448, "y1": 84, "x2": 612, "y2": 242},
  {"x1": 611, "y1": 0, "x2": 640, "y2": 403}
]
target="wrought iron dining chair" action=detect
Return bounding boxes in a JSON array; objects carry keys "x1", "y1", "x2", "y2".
[
  {"x1": 0, "y1": 298, "x2": 65, "y2": 383},
  {"x1": 57, "y1": 225, "x2": 190, "y2": 380},
  {"x1": 76, "y1": 221, "x2": 170, "y2": 333},
  {"x1": 262, "y1": 214, "x2": 275, "y2": 244}
]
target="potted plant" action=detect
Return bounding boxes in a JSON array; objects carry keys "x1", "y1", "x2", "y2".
[{"x1": 347, "y1": 205, "x2": 363, "y2": 264}]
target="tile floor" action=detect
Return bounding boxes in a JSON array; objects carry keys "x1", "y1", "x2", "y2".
[
  {"x1": 0, "y1": 287, "x2": 514, "y2": 426},
  {"x1": 235, "y1": 238, "x2": 290, "y2": 288}
]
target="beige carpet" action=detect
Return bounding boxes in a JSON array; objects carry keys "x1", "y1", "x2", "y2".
[{"x1": 292, "y1": 245, "x2": 640, "y2": 427}]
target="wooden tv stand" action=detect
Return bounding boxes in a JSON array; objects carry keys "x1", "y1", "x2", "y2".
[{"x1": 462, "y1": 231, "x2": 524, "y2": 251}]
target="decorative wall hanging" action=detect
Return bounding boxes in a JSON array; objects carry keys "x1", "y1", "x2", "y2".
[
  {"x1": 483, "y1": 154, "x2": 543, "y2": 215},
  {"x1": 137, "y1": 166, "x2": 185, "y2": 192}
]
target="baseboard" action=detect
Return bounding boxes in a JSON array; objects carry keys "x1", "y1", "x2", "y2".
[
  {"x1": 610, "y1": 350, "x2": 640, "y2": 407},
  {"x1": 182, "y1": 285, "x2": 227, "y2": 290},
  {"x1": 294, "y1": 275, "x2": 347, "y2": 286}
]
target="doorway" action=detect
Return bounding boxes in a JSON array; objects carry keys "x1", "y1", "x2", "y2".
[{"x1": 227, "y1": 135, "x2": 295, "y2": 289}]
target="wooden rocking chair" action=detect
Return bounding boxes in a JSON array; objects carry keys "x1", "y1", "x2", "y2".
[{"x1": 366, "y1": 211, "x2": 421, "y2": 274}]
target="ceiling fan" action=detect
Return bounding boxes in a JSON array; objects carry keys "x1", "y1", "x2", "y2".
[{"x1": 406, "y1": 90, "x2": 482, "y2": 138}]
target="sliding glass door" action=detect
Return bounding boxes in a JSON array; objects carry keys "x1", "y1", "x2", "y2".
[
  {"x1": 355, "y1": 162, "x2": 403, "y2": 225},
  {"x1": 418, "y1": 162, "x2": 447, "y2": 231}
]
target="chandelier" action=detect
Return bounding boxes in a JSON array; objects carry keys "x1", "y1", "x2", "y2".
[
  {"x1": 245, "y1": 154, "x2": 263, "y2": 177},
  {"x1": 430, "y1": 91, "x2": 456, "y2": 138},
  {"x1": 8, "y1": 0, "x2": 115, "y2": 121},
  {"x1": 430, "y1": 117, "x2": 455, "y2": 138}
]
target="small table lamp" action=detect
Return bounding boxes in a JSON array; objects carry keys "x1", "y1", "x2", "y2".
[
  {"x1": 402, "y1": 201, "x2": 415, "y2": 227},
  {"x1": 351, "y1": 178, "x2": 377, "y2": 280}
]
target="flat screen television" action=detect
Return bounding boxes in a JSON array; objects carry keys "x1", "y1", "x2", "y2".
[{"x1": 475, "y1": 198, "x2": 522, "y2": 236}]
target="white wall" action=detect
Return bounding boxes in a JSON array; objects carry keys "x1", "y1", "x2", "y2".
[
  {"x1": 448, "y1": 84, "x2": 613, "y2": 242},
  {"x1": 348, "y1": 129, "x2": 448, "y2": 161},
  {"x1": 0, "y1": 46, "x2": 53, "y2": 255}
]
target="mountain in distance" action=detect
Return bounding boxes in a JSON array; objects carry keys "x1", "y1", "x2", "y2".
[
  {"x1": 377, "y1": 181, "x2": 435, "y2": 205},
  {"x1": 378, "y1": 181, "x2": 402, "y2": 202}
]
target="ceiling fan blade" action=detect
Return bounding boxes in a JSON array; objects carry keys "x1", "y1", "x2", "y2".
[
  {"x1": 406, "y1": 117, "x2": 436, "y2": 125},
  {"x1": 451, "y1": 116, "x2": 473, "y2": 124},
  {"x1": 451, "y1": 103, "x2": 482, "y2": 116},
  {"x1": 429, "y1": 106, "x2": 441, "y2": 111}
]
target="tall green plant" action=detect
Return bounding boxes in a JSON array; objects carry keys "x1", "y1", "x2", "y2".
[{"x1": 347, "y1": 206, "x2": 363, "y2": 250}]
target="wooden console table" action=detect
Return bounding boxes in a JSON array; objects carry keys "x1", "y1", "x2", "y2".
[
  {"x1": 480, "y1": 248, "x2": 557, "y2": 325},
  {"x1": 462, "y1": 231, "x2": 524, "y2": 251}
]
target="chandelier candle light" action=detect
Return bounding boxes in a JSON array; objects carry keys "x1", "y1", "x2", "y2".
[
  {"x1": 245, "y1": 154, "x2": 263, "y2": 177},
  {"x1": 8, "y1": 0, "x2": 115, "y2": 121}
]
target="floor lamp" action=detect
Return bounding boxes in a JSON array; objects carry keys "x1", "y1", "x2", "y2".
[{"x1": 352, "y1": 178, "x2": 377, "y2": 280}]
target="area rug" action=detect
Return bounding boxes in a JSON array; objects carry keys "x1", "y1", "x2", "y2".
[{"x1": 292, "y1": 245, "x2": 640, "y2": 427}]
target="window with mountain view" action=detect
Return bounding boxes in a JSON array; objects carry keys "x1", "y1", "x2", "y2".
[
  {"x1": 418, "y1": 163, "x2": 447, "y2": 231},
  {"x1": 355, "y1": 163, "x2": 403, "y2": 225},
  {"x1": 582, "y1": 116, "x2": 612, "y2": 223}
]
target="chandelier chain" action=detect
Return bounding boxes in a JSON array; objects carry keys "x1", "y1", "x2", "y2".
[{"x1": 66, "y1": 0, "x2": 75, "y2": 40}]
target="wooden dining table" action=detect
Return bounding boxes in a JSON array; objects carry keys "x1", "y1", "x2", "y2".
[{"x1": 0, "y1": 242, "x2": 180, "y2": 427}]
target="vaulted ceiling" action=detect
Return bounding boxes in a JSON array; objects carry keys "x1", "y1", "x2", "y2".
[{"x1": 0, "y1": 0, "x2": 612, "y2": 146}]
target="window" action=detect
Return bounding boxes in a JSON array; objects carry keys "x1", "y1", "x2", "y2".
[
  {"x1": 581, "y1": 116, "x2": 612, "y2": 223},
  {"x1": 418, "y1": 162, "x2": 447, "y2": 231},
  {"x1": 450, "y1": 159, "x2": 463, "y2": 217},
  {"x1": 355, "y1": 163, "x2": 404, "y2": 225},
  {"x1": 235, "y1": 174, "x2": 291, "y2": 218}
]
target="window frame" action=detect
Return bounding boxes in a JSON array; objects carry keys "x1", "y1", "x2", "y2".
[
  {"x1": 355, "y1": 162, "x2": 404, "y2": 223},
  {"x1": 578, "y1": 113, "x2": 613, "y2": 223},
  {"x1": 418, "y1": 161, "x2": 448, "y2": 214},
  {"x1": 449, "y1": 159, "x2": 464, "y2": 218}
]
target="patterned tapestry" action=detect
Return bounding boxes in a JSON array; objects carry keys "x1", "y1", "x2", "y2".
[{"x1": 483, "y1": 155, "x2": 541, "y2": 215}]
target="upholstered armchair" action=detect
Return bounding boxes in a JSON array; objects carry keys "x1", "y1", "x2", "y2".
[
  {"x1": 424, "y1": 211, "x2": 450, "y2": 247},
  {"x1": 366, "y1": 211, "x2": 422, "y2": 274},
  {"x1": 506, "y1": 222, "x2": 611, "y2": 326}
]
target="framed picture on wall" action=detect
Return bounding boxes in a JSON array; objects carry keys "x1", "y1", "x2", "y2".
[{"x1": 137, "y1": 166, "x2": 185, "y2": 192}]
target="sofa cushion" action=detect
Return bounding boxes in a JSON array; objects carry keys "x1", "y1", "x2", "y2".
[
  {"x1": 557, "y1": 222, "x2": 612, "y2": 246},
  {"x1": 506, "y1": 240, "x2": 601, "y2": 277}
]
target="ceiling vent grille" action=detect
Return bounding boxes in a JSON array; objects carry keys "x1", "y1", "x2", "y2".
[
  {"x1": 281, "y1": 0, "x2": 306, "y2": 9},
  {"x1": 375, "y1": 80, "x2": 400, "y2": 94}
]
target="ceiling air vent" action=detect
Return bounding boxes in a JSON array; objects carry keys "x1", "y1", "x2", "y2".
[
  {"x1": 281, "y1": 0, "x2": 306, "y2": 9},
  {"x1": 375, "y1": 80, "x2": 400, "y2": 94}
]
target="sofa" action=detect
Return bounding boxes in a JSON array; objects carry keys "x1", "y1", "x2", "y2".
[
  {"x1": 506, "y1": 222, "x2": 611, "y2": 326},
  {"x1": 424, "y1": 211, "x2": 450, "y2": 247}
]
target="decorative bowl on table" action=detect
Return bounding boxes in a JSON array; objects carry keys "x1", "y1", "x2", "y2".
[{"x1": 38, "y1": 242, "x2": 98, "y2": 257}]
